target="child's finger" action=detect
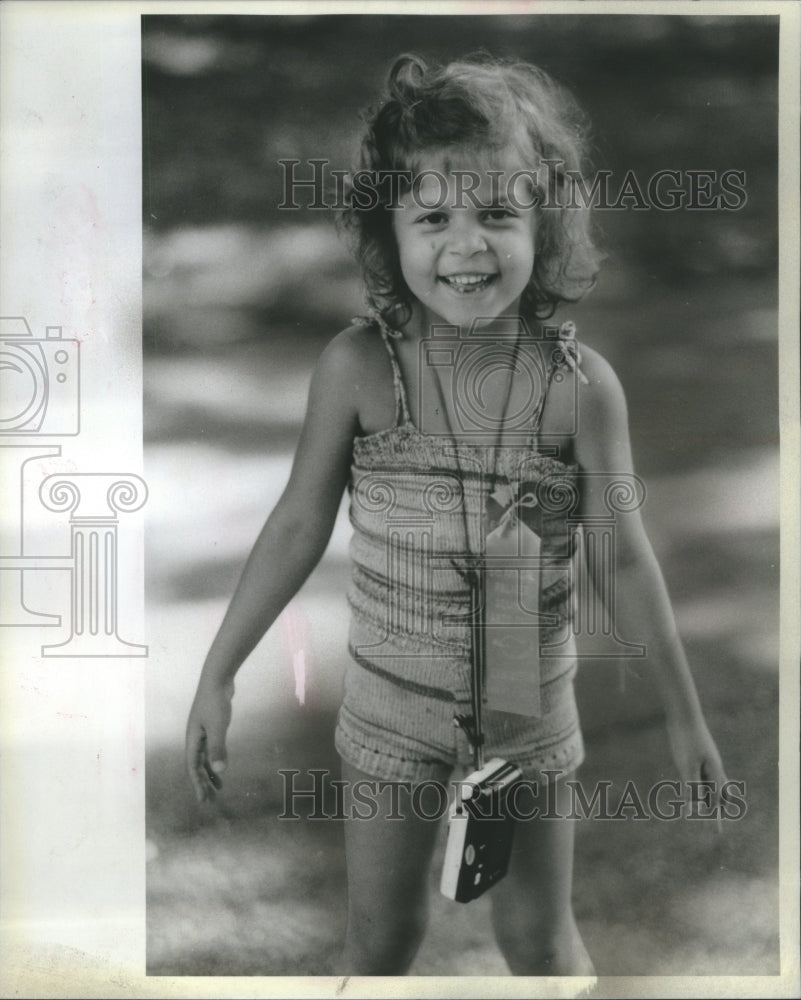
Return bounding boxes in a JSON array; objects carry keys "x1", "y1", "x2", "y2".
[
  {"x1": 204, "y1": 759, "x2": 224, "y2": 789},
  {"x1": 700, "y1": 757, "x2": 728, "y2": 795},
  {"x1": 187, "y1": 768, "x2": 205, "y2": 802},
  {"x1": 205, "y1": 732, "x2": 228, "y2": 777},
  {"x1": 188, "y1": 757, "x2": 211, "y2": 802},
  {"x1": 186, "y1": 728, "x2": 217, "y2": 802},
  {"x1": 700, "y1": 757, "x2": 728, "y2": 834}
]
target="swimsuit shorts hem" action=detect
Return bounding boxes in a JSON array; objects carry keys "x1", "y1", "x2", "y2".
[
  {"x1": 335, "y1": 719, "x2": 585, "y2": 786},
  {"x1": 335, "y1": 725, "x2": 456, "y2": 784}
]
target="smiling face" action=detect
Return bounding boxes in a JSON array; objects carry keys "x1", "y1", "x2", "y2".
[{"x1": 391, "y1": 151, "x2": 538, "y2": 335}]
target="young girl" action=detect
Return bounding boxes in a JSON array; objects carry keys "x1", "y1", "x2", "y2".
[{"x1": 186, "y1": 53, "x2": 728, "y2": 976}]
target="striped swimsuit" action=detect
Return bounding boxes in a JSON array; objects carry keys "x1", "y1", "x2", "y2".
[{"x1": 334, "y1": 318, "x2": 585, "y2": 783}]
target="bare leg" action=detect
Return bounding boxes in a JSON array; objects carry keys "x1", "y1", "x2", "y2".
[
  {"x1": 338, "y1": 759, "x2": 445, "y2": 975},
  {"x1": 491, "y1": 773, "x2": 595, "y2": 976}
]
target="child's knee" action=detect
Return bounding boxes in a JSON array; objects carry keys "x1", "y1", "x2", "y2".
[{"x1": 344, "y1": 898, "x2": 429, "y2": 974}]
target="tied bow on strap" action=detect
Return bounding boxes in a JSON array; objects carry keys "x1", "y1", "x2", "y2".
[
  {"x1": 553, "y1": 321, "x2": 590, "y2": 386},
  {"x1": 353, "y1": 309, "x2": 404, "y2": 339},
  {"x1": 490, "y1": 482, "x2": 538, "y2": 533}
]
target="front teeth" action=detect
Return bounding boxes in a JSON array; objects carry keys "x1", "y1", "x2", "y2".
[{"x1": 441, "y1": 274, "x2": 495, "y2": 292}]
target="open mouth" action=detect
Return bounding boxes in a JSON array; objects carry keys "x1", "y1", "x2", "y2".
[{"x1": 438, "y1": 273, "x2": 498, "y2": 294}]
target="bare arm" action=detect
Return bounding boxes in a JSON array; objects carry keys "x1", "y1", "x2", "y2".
[
  {"x1": 574, "y1": 348, "x2": 727, "y2": 798},
  {"x1": 186, "y1": 330, "x2": 361, "y2": 800}
]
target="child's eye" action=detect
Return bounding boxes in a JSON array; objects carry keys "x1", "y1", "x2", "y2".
[
  {"x1": 483, "y1": 207, "x2": 517, "y2": 222},
  {"x1": 417, "y1": 211, "x2": 448, "y2": 225}
]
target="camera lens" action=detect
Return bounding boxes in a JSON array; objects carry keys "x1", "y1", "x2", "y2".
[{"x1": 0, "y1": 348, "x2": 46, "y2": 429}]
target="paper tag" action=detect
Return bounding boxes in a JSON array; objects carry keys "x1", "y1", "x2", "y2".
[{"x1": 483, "y1": 498, "x2": 543, "y2": 718}]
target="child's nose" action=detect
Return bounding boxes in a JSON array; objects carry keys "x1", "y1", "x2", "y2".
[{"x1": 446, "y1": 221, "x2": 488, "y2": 257}]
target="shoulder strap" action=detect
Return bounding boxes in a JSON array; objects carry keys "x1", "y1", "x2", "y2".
[
  {"x1": 351, "y1": 314, "x2": 412, "y2": 427},
  {"x1": 528, "y1": 321, "x2": 588, "y2": 447},
  {"x1": 549, "y1": 321, "x2": 589, "y2": 386}
]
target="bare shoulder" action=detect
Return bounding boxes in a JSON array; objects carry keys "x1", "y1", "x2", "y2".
[
  {"x1": 576, "y1": 343, "x2": 628, "y2": 421},
  {"x1": 315, "y1": 322, "x2": 387, "y2": 386},
  {"x1": 317, "y1": 322, "x2": 369, "y2": 370},
  {"x1": 572, "y1": 343, "x2": 634, "y2": 469},
  {"x1": 309, "y1": 321, "x2": 395, "y2": 436},
  {"x1": 322, "y1": 321, "x2": 384, "y2": 361},
  {"x1": 309, "y1": 322, "x2": 377, "y2": 391}
]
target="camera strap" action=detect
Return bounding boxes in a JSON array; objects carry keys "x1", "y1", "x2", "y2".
[{"x1": 426, "y1": 323, "x2": 534, "y2": 770}]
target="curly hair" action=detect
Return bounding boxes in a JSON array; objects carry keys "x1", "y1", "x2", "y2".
[{"x1": 338, "y1": 53, "x2": 603, "y2": 327}]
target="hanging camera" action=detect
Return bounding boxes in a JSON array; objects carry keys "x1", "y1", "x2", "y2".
[{"x1": 440, "y1": 756, "x2": 522, "y2": 903}]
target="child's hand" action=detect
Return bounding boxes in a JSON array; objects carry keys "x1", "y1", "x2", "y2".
[
  {"x1": 185, "y1": 679, "x2": 235, "y2": 802},
  {"x1": 666, "y1": 713, "x2": 728, "y2": 815}
]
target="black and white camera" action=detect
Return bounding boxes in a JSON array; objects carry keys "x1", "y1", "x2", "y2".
[
  {"x1": 440, "y1": 757, "x2": 522, "y2": 903},
  {"x1": 0, "y1": 317, "x2": 80, "y2": 435}
]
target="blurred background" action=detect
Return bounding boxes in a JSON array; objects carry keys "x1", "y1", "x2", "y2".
[{"x1": 142, "y1": 13, "x2": 780, "y2": 979}]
